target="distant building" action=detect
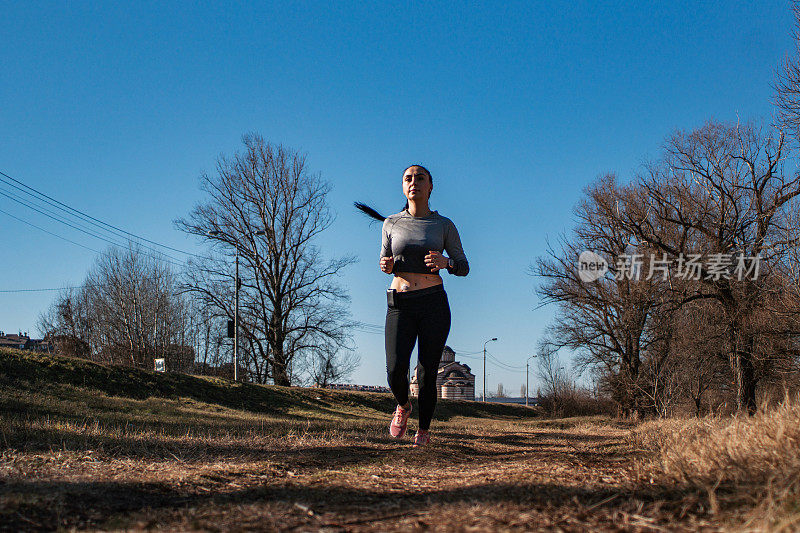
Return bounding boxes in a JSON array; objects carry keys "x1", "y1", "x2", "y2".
[
  {"x1": 0, "y1": 331, "x2": 52, "y2": 353},
  {"x1": 410, "y1": 345, "x2": 475, "y2": 400}
]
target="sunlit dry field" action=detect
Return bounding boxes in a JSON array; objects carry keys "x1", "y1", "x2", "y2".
[{"x1": 1, "y1": 349, "x2": 798, "y2": 532}]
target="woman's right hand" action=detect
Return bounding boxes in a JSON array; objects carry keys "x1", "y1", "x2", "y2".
[{"x1": 380, "y1": 256, "x2": 394, "y2": 273}]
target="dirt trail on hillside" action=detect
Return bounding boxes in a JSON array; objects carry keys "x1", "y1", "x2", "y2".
[{"x1": 0, "y1": 416, "x2": 719, "y2": 532}]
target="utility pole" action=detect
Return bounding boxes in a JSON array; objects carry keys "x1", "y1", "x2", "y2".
[
  {"x1": 208, "y1": 229, "x2": 266, "y2": 383},
  {"x1": 234, "y1": 249, "x2": 239, "y2": 382},
  {"x1": 483, "y1": 337, "x2": 497, "y2": 402},
  {"x1": 526, "y1": 354, "x2": 536, "y2": 407}
]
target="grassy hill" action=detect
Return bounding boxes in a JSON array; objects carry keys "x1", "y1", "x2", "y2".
[
  {"x1": 0, "y1": 346, "x2": 538, "y2": 465},
  {"x1": 0, "y1": 347, "x2": 536, "y2": 423}
]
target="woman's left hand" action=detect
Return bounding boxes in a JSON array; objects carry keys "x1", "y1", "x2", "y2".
[{"x1": 425, "y1": 250, "x2": 449, "y2": 272}]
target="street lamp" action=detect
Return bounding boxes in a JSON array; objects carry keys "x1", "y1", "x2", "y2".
[
  {"x1": 208, "y1": 229, "x2": 266, "y2": 381},
  {"x1": 526, "y1": 354, "x2": 537, "y2": 407},
  {"x1": 483, "y1": 337, "x2": 497, "y2": 402}
]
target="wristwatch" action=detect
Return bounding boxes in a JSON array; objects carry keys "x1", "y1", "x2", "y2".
[{"x1": 447, "y1": 258, "x2": 454, "y2": 269}]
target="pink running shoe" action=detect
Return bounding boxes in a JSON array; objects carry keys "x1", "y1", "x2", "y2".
[
  {"x1": 389, "y1": 404, "x2": 412, "y2": 438},
  {"x1": 413, "y1": 430, "x2": 430, "y2": 447}
]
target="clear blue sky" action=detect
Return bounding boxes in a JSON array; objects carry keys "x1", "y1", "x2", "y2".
[{"x1": 1, "y1": 1, "x2": 794, "y2": 393}]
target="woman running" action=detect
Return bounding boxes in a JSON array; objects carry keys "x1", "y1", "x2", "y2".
[{"x1": 355, "y1": 164, "x2": 470, "y2": 447}]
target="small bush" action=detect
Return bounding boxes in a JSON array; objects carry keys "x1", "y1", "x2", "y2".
[{"x1": 537, "y1": 388, "x2": 615, "y2": 418}]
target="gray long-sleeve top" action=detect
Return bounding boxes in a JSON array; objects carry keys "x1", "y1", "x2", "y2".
[{"x1": 380, "y1": 209, "x2": 469, "y2": 276}]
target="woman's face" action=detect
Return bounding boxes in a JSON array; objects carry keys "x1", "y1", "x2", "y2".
[{"x1": 402, "y1": 166, "x2": 432, "y2": 203}]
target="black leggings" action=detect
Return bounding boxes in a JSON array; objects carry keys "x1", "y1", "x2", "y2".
[{"x1": 385, "y1": 284, "x2": 451, "y2": 431}]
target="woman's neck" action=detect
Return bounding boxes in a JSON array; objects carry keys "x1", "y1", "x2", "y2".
[{"x1": 407, "y1": 200, "x2": 432, "y2": 218}]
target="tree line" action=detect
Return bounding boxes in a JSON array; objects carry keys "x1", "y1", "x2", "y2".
[
  {"x1": 38, "y1": 134, "x2": 360, "y2": 387},
  {"x1": 532, "y1": 10, "x2": 800, "y2": 415}
]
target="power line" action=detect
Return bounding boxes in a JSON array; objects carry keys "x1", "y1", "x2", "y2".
[
  {"x1": 488, "y1": 356, "x2": 525, "y2": 370},
  {"x1": 450, "y1": 347, "x2": 484, "y2": 355},
  {"x1": 488, "y1": 360, "x2": 525, "y2": 372},
  {"x1": 0, "y1": 188, "x2": 184, "y2": 266},
  {"x1": 0, "y1": 286, "x2": 81, "y2": 294},
  {"x1": 485, "y1": 349, "x2": 527, "y2": 370},
  {"x1": 0, "y1": 169, "x2": 203, "y2": 259},
  {"x1": 0, "y1": 207, "x2": 102, "y2": 254},
  {"x1": 448, "y1": 347, "x2": 522, "y2": 366},
  {"x1": 0, "y1": 185, "x2": 122, "y2": 244},
  {"x1": 0, "y1": 183, "x2": 186, "y2": 265},
  {"x1": 0, "y1": 272, "x2": 191, "y2": 294},
  {"x1": 353, "y1": 326, "x2": 383, "y2": 335},
  {"x1": 357, "y1": 322, "x2": 384, "y2": 329},
  {"x1": 0, "y1": 200, "x2": 190, "y2": 270},
  {"x1": 0, "y1": 210, "x2": 200, "y2": 294},
  {"x1": 0, "y1": 184, "x2": 187, "y2": 265},
  {"x1": 0, "y1": 169, "x2": 197, "y2": 257}
]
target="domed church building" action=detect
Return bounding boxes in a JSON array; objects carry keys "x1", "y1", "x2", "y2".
[{"x1": 410, "y1": 345, "x2": 476, "y2": 400}]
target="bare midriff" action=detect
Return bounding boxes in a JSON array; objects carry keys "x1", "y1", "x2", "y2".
[{"x1": 390, "y1": 272, "x2": 443, "y2": 292}]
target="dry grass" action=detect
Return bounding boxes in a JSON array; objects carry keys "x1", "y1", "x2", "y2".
[
  {"x1": 2, "y1": 348, "x2": 799, "y2": 531},
  {"x1": 633, "y1": 397, "x2": 800, "y2": 531}
]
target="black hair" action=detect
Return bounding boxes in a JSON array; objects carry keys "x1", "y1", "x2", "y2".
[{"x1": 354, "y1": 164, "x2": 433, "y2": 222}]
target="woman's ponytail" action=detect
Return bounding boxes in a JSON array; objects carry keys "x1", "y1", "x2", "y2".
[
  {"x1": 354, "y1": 202, "x2": 387, "y2": 222},
  {"x1": 354, "y1": 164, "x2": 429, "y2": 222}
]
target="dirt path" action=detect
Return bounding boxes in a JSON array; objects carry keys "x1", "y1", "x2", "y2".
[{"x1": 0, "y1": 415, "x2": 720, "y2": 532}]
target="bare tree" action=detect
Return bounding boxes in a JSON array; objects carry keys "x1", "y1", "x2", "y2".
[
  {"x1": 617, "y1": 120, "x2": 798, "y2": 413},
  {"x1": 775, "y1": 1, "x2": 800, "y2": 140},
  {"x1": 37, "y1": 286, "x2": 93, "y2": 359},
  {"x1": 535, "y1": 349, "x2": 583, "y2": 416},
  {"x1": 674, "y1": 301, "x2": 731, "y2": 415},
  {"x1": 532, "y1": 174, "x2": 663, "y2": 416},
  {"x1": 85, "y1": 244, "x2": 187, "y2": 369},
  {"x1": 39, "y1": 243, "x2": 192, "y2": 371},
  {"x1": 305, "y1": 344, "x2": 361, "y2": 387},
  {"x1": 179, "y1": 296, "x2": 233, "y2": 378},
  {"x1": 175, "y1": 134, "x2": 360, "y2": 386},
  {"x1": 635, "y1": 302, "x2": 679, "y2": 417},
  {"x1": 534, "y1": 120, "x2": 800, "y2": 416}
]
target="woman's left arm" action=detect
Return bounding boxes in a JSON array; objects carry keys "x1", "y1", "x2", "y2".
[{"x1": 444, "y1": 218, "x2": 469, "y2": 276}]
